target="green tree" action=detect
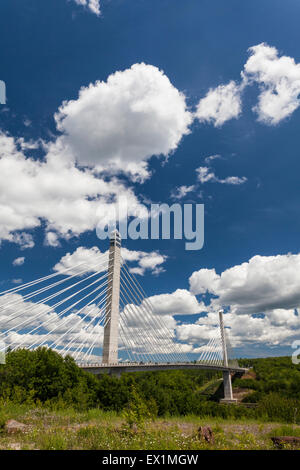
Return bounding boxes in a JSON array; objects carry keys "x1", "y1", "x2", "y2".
[{"x1": 122, "y1": 385, "x2": 155, "y2": 429}]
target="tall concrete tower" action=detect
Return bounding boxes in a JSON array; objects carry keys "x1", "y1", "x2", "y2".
[
  {"x1": 102, "y1": 231, "x2": 121, "y2": 364},
  {"x1": 219, "y1": 309, "x2": 228, "y2": 368},
  {"x1": 219, "y1": 309, "x2": 236, "y2": 403}
]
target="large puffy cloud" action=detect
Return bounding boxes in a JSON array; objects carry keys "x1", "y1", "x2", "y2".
[
  {"x1": 195, "y1": 81, "x2": 242, "y2": 127},
  {"x1": 0, "y1": 132, "x2": 143, "y2": 244},
  {"x1": 179, "y1": 252, "x2": 300, "y2": 350},
  {"x1": 54, "y1": 63, "x2": 192, "y2": 181},
  {"x1": 243, "y1": 43, "x2": 300, "y2": 125},
  {"x1": 185, "y1": 253, "x2": 300, "y2": 349},
  {"x1": 146, "y1": 289, "x2": 205, "y2": 316},
  {"x1": 196, "y1": 43, "x2": 300, "y2": 127},
  {"x1": 189, "y1": 253, "x2": 300, "y2": 314},
  {"x1": 177, "y1": 309, "x2": 299, "y2": 348},
  {"x1": 53, "y1": 246, "x2": 108, "y2": 276},
  {"x1": 189, "y1": 268, "x2": 220, "y2": 295},
  {"x1": 72, "y1": 0, "x2": 101, "y2": 15},
  {"x1": 53, "y1": 245, "x2": 167, "y2": 276},
  {"x1": 176, "y1": 323, "x2": 217, "y2": 345},
  {"x1": 0, "y1": 62, "x2": 193, "y2": 244},
  {"x1": 0, "y1": 59, "x2": 249, "y2": 247},
  {"x1": 121, "y1": 247, "x2": 167, "y2": 276}
]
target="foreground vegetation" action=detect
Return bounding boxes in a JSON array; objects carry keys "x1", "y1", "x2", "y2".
[
  {"x1": 0, "y1": 349, "x2": 299, "y2": 449},
  {"x1": 1, "y1": 404, "x2": 300, "y2": 450},
  {"x1": 1, "y1": 348, "x2": 300, "y2": 422}
]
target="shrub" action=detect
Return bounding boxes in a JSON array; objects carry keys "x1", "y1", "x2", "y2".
[{"x1": 122, "y1": 386, "x2": 155, "y2": 429}]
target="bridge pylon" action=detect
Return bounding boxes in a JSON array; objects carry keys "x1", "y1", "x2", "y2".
[
  {"x1": 219, "y1": 309, "x2": 237, "y2": 404},
  {"x1": 102, "y1": 230, "x2": 121, "y2": 364}
]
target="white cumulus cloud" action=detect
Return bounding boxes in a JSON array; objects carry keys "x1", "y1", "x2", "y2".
[
  {"x1": 195, "y1": 81, "x2": 242, "y2": 127},
  {"x1": 147, "y1": 289, "x2": 205, "y2": 316},
  {"x1": 189, "y1": 252, "x2": 300, "y2": 315},
  {"x1": 176, "y1": 309, "x2": 299, "y2": 348},
  {"x1": 195, "y1": 43, "x2": 300, "y2": 127},
  {"x1": 196, "y1": 166, "x2": 247, "y2": 185},
  {"x1": 0, "y1": 61, "x2": 193, "y2": 247},
  {"x1": 53, "y1": 246, "x2": 168, "y2": 277},
  {"x1": 45, "y1": 232, "x2": 61, "y2": 248},
  {"x1": 72, "y1": 0, "x2": 101, "y2": 15},
  {"x1": 243, "y1": 43, "x2": 300, "y2": 125},
  {"x1": 0, "y1": 132, "x2": 143, "y2": 245},
  {"x1": 12, "y1": 257, "x2": 25, "y2": 267},
  {"x1": 170, "y1": 185, "x2": 196, "y2": 200},
  {"x1": 54, "y1": 63, "x2": 192, "y2": 181}
]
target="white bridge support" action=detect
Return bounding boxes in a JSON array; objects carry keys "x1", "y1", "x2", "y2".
[
  {"x1": 219, "y1": 309, "x2": 237, "y2": 404},
  {"x1": 102, "y1": 231, "x2": 121, "y2": 364}
]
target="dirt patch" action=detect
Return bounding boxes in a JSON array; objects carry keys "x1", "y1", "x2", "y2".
[
  {"x1": 241, "y1": 370, "x2": 257, "y2": 380},
  {"x1": 149, "y1": 420, "x2": 196, "y2": 435},
  {"x1": 61, "y1": 422, "x2": 97, "y2": 432},
  {"x1": 233, "y1": 388, "x2": 254, "y2": 402}
]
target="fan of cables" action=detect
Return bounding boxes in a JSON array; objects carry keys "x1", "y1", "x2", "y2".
[
  {"x1": 117, "y1": 259, "x2": 192, "y2": 364},
  {"x1": 0, "y1": 252, "x2": 111, "y2": 363}
]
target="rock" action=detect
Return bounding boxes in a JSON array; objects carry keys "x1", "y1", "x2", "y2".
[
  {"x1": 5, "y1": 419, "x2": 28, "y2": 434},
  {"x1": 197, "y1": 426, "x2": 214, "y2": 443},
  {"x1": 271, "y1": 436, "x2": 300, "y2": 449},
  {"x1": 9, "y1": 443, "x2": 22, "y2": 450}
]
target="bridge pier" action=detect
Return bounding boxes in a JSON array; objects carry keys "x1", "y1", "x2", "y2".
[
  {"x1": 220, "y1": 370, "x2": 237, "y2": 404},
  {"x1": 108, "y1": 367, "x2": 122, "y2": 378}
]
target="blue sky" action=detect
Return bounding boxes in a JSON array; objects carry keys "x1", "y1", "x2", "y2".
[{"x1": 0, "y1": 0, "x2": 300, "y2": 359}]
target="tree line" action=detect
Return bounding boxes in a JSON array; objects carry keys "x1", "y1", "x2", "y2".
[{"x1": 0, "y1": 348, "x2": 299, "y2": 423}]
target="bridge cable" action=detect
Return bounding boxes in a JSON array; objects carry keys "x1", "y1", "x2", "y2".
[
  {"x1": 0, "y1": 263, "x2": 109, "y2": 336},
  {"x1": 121, "y1": 262, "x2": 190, "y2": 362},
  {"x1": 11, "y1": 278, "x2": 109, "y2": 351}
]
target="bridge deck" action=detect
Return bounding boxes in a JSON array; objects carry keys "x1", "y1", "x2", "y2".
[{"x1": 79, "y1": 362, "x2": 247, "y2": 375}]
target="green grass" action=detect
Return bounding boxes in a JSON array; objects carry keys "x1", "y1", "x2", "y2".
[
  {"x1": 0, "y1": 404, "x2": 300, "y2": 450},
  {"x1": 267, "y1": 425, "x2": 300, "y2": 438}
]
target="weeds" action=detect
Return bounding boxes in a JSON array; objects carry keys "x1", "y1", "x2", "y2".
[{"x1": 0, "y1": 403, "x2": 299, "y2": 450}]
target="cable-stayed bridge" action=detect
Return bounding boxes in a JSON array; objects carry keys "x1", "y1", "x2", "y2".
[{"x1": 0, "y1": 231, "x2": 246, "y2": 403}]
